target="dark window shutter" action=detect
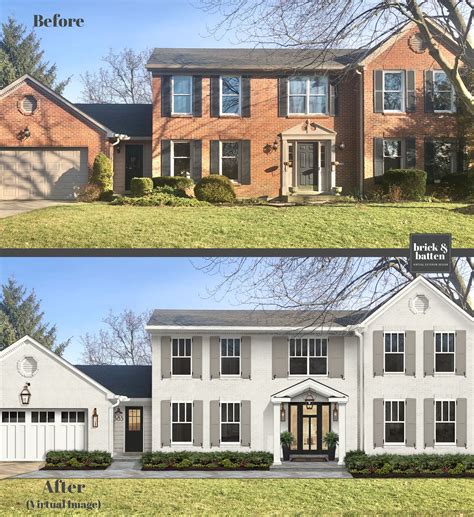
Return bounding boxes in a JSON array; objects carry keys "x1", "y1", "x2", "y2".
[
  {"x1": 424, "y1": 71, "x2": 434, "y2": 112},
  {"x1": 424, "y1": 137, "x2": 435, "y2": 182},
  {"x1": 241, "y1": 76, "x2": 251, "y2": 117},
  {"x1": 329, "y1": 77, "x2": 338, "y2": 116},
  {"x1": 278, "y1": 77, "x2": 288, "y2": 117},
  {"x1": 457, "y1": 138, "x2": 466, "y2": 173},
  {"x1": 210, "y1": 140, "x2": 220, "y2": 174},
  {"x1": 241, "y1": 140, "x2": 251, "y2": 185},
  {"x1": 191, "y1": 140, "x2": 202, "y2": 181},
  {"x1": 374, "y1": 70, "x2": 383, "y2": 112},
  {"x1": 373, "y1": 138, "x2": 384, "y2": 177},
  {"x1": 161, "y1": 140, "x2": 171, "y2": 177},
  {"x1": 405, "y1": 137, "x2": 416, "y2": 168},
  {"x1": 161, "y1": 76, "x2": 171, "y2": 117},
  {"x1": 406, "y1": 70, "x2": 416, "y2": 112},
  {"x1": 210, "y1": 76, "x2": 220, "y2": 117},
  {"x1": 193, "y1": 76, "x2": 202, "y2": 117}
]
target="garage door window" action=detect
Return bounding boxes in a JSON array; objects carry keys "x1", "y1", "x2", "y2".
[
  {"x1": 62, "y1": 411, "x2": 85, "y2": 423},
  {"x1": 32, "y1": 411, "x2": 55, "y2": 423},
  {"x1": 2, "y1": 411, "x2": 25, "y2": 423}
]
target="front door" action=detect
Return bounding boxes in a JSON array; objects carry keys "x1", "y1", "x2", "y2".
[
  {"x1": 289, "y1": 403, "x2": 331, "y2": 454},
  {"x1": 125, "y1": 407, "x2": 143, "y2": 452},
  {"x1": 125, "y1": 145, "x2": 143, "y2": 191},
  {"x1": 297, "y1": 142, "x2": 318, "y2": 190}
]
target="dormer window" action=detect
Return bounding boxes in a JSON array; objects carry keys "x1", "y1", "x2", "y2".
[{"x1": 288, "y1": 76, "x2": 328, "y2": 115}]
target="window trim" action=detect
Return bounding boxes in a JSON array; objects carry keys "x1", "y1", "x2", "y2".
[
  {"x1": 287, "y1": 75, "x2": 329, "y2": 115},
  {"x1": 433, "y1": 70, "x2": 455, "y2": 114},
  {"x1": 170, "y1": 140, "x2": 192, "y2": 178},
  {"x1": 434, "y1": 331, "x2": 456, "y2": 374},
  {"x1": 171, "y1": 401, "x2": 193, "y2": 445},
  {"x1": 382, "y1": 70, "x2": 405, "y2": 113},
  {"x1": 220, "y1": 401, "x2": 241, "y2": 445},
  {"x1": 220, "y1": 337, "x2": 241, "y2": 377},
  {"x1": 171, "y1": 75, "x2": 193, "y2": 116},
  {"x1": 383, "y1": 331, "x2": 405, "y2": 374},
  {"x1": 435, "y1": 399, "x2": 456, "y2": 445},
  {"x1": 288, "y1": 337, "x2": 328, "y2": 377},
  {"x1": 384, "y1": 399, "x2": 406, "y2": 445},
  {"x1": 219, "y1": 76, "x2": 241, "y2": 117},
  {"x1": 171, "y1": 337, "x2": 192, "y2": 377},
  {"x1": 219, "y1": 141, "x2": 241, "y2": 182}
]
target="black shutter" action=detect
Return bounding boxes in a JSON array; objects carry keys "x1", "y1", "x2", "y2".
[
  {"x1": 374, "y1": 138, "x2": 384, "y2": 177},
  {"x1": 405, "y1": 137, "x2": 416, "y2": 168},
  {"x1": 424, "y1": 137, "x2": 435, "y2": 182},
  {"x1": 241, "y1": 140, "x2": 251, "y2": 185},
  {"x1": 210, "y1": 77, "x2": 220, "y2": 117},
  {"x1": 161, "y1": 140, "x2": 171, "y2": 176},
  {"x1": 424, "y1": 71, "x2": 434, "y2": 112},
  {"x1": 210, "y1": 140, "x2": 220, "y2": 174},
  {"x1": 193, "y1": 76, "x2": 202, "y2": 117},
  {"x1": 191, "y1": 140, "x2": 202, "y2": 181},
  {"x1": 161, "y1": 76, "x2": 171, "y2": 117},
  {"x1": 374, "y1": 70, "x2": 383, "y2": 112},
  {"x1": 406, "y1": 70, "x2": 416, "y2": 112},
  {"x1": 278, "y1": 77, "x2": 288, "y2": 117},
  {"x1": 457, "y1": 138, "x2": 466, "y2": 173},
  {"x1": 329, "y1": 76, "x2": 338, "y2": 116},
  {"x1": 241, "y1": 76, "x2": 251, "y2": 117}
]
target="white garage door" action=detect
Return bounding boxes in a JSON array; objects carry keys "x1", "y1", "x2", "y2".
[
  {"x1": 0, "y1": 410, "x2": 87, "y2": 461},
  {"x1": 0, "y1": 148, "x2": 88, "y2": 200}
]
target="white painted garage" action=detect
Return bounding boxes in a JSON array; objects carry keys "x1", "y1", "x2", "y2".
[{"x1": 0, "y1": 148, "x2": 88, "y2": 200}]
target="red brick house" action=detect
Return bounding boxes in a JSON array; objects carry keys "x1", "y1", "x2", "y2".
[{"x1": 0, "y1": 23, "x2": 467, "y2": 200}]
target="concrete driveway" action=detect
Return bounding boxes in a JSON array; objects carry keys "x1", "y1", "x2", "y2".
[
  {"x1": 0, "y1": 200, "x2": 74, "y2": 219},
  {"x1": 0, "y1": 462, "x2": 43, "y2": 479}
]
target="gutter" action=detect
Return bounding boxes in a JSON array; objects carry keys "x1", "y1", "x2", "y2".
[
  {"x1": 110, "y1": 134, "x2": 131, "y2": 147},
  {"x1": 352, "y1": 328, "x2": 365, "y2": 450},
  {"x1": 145, "y1": 325, "x2": 349, "y2": 333},
  {"x1": 356, "y1": 66, "x2": 365, "y2": 194}
]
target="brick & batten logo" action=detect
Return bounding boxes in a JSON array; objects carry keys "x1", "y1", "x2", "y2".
[{"x1": 409, "y1": 234, "x2": 452, "y2": 273}]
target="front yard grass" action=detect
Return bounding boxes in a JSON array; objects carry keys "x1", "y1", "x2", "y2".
[
  {"x1": 0, "y1": 202, "x2": 472, "y2": 248},
  {"x1": 0, "y1": 478, "x2": 473, "y2": 514}
]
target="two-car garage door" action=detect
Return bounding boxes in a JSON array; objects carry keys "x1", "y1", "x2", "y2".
[
  {"x1": 0, "y1": 410, "x2": 87, "y2": 461},
  {"x1": 0, "y1": 148, "x2": 88, "y2": 200}
]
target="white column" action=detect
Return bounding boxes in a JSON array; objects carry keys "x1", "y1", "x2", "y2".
[
  {"x1": 272, "y1": 402, "x2": 282, "y2": 465},
  {"x1": 337, "y1": 402, "x2": 347, "y2": 465},
  {"x1": 331, "y1": 141, "x2": 337, "y2": 190}
]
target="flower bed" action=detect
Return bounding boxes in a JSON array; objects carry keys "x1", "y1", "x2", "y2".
[
  {"x1": 42, "y1": 450, "x2": 112, "y2": 470},
  {"x1": 141, "y1": 451, "x2": 273, "y2": 470},
  {"x1": 345, "y1": 450, "x2": 474, "y2": 478}
]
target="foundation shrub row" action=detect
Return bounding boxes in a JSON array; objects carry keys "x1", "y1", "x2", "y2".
[{"x1": 44, "y1": 450, "x2": 112, "y2": 469}]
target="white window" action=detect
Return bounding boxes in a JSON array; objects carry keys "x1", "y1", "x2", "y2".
[
  {"x1": 221, "y1": 338, "x2": 240, "y2": 376},
  {"x1": 171, "y1": 402, "x2": 192, "y2": 443},
  {"x1": 171, "y1": 141, "x2": 191, "y2": 178},
  {"x1": 384, "y1": 400, "x2": 405, "y2": 444},
  {"x1": 172, "y1": 338, "x2": 192, "y2": 375},
  {"x1": 220, "y1": 141, "x2": 240, "y2": 181},
  {"x1": 288, "y1": 76, "x2": 328, "y2": 115},
  {"x1": 221, "y1": 402, "x2": 240, "y2": 443},
  {"x1": 384, "y1": 332, "x2": 405, "y2": 373},
  {"x1": 435, "y1": 400, "x2": 456, "y2": 444},
  {"x1": 435, "y1": 332, "x2": 455, "y2": 373},
  {"x1": 289, "y1": 337, "x2": 327, "y2": 375},
  {"x1": 383, "y1": 139, "x2": 403, "y2": 172},
  {"x1": 220, "y1": 76, "x2": 241, "y2": 115},
  {"x1": 433, "y1": 71, "x2": 455, "y2": 112},
  {"x1": 383, "y1": 71, "x2": 404, "y2": 111},
  {"x1": 172, "y1": 76, "x2": 192, "y2": 115}
]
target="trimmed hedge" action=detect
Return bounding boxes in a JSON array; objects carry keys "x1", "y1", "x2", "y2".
[
  {"x1": 112, "y1": 193, "x2": 209, "y2": 207},
  {"x1": 44, "y1": 450, "x2": 112, "y2": 470},
  {"x1": 345, "y1": 450, "x2": 474, "y2": 477},
  {"x1": 131, "y1": 177, "x2": 154, "y2": 197},
  {"x1": 153, "y1": 177, "x2": 194, "y2": 191},
  {"x1": 382, "y1": 169, "x2": 427, "y2": 200},
  {"x1": 194, "y1": 176, "x2": 236, "y2": 203},
  {"x1": 90, "y1": 153, "x2": 113, "y2": 192},
  {"x1": 141, "y1": 451, "x2": 273, "y2": 470},
  {"x1": 440, "y1": 173, "x2": 474, "y2": 201}
]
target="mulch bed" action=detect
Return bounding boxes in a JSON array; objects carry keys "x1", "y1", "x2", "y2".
[
  {"x1": 41, "y1": 466, "x2": 110, "y2": 471},
  {"x1": 142, "y1": 466, "x2": 270, "y2": 471}
]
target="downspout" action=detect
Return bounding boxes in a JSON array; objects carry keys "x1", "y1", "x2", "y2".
[
  {"x1": 356, "y1": 67, "x2": 365, "y2": 194},
  {"x1": 353, "y1": 328, "x2": 365, "y2": 450},
  {"x1": 108, "y1": 395, "x2": 129, "y2": 457}
]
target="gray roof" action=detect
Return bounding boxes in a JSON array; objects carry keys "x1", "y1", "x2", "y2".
[
  {"x1": 147, "y1": 309, "x2": 367, "y2": 329},
  {"x1": 75, "y1": 365, "x2": 152, "y2": 398},
  {"x1": 146, "y1": 48, "x2": 363, "y2": 72},
  {"x1": 75, "y1": 104, "x2": 152, "y2": 137}
]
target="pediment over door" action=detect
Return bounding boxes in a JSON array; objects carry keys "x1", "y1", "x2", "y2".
[{"x1": 280, "y1": 120, "x2": 337, "y2": 139}]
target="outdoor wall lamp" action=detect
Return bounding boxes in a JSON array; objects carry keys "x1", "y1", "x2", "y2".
[
  {"x1": 18, "y1": 127, "x2": 30, "y2": 141},
  {"x1": 272, "y1": 139, "x2": 279, "y2": 151},
  {"x1": 114, "y1": 407, "x2": 124, "y2": 421},
  {"x1": 304, "y1": 391, "x2": 315, "y2": 410},
  {"x1": 20, "y1": 383, "x2": 31, "y2": 405},
  {"x1": 333, "y1": 403, "x2": 339, "y2": 422},
  {"x1": 280, "y1": 403, "x2": 286, "y2": 422},
  {"x1": 92, "y1": 408, "x2": 99, "y2": 428},
  {"x1": 338, "y1": 142, "x2": 345, "y2": 151}
]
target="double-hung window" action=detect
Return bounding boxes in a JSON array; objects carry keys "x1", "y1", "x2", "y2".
[
  {"x1": 385, "y1": 400, "x2": 405, "y2": 443},
  {"x1": 432, "y1": 141, "x2": 457, "y2": 178},
  {"x1": 288, "y1": 76, "x2": 328, "y2": 115},
  {"x1": 289, "y1": 337, "x2": 327, "y2": 375},
  {"x1": 171, "y1": 402, "x2": 192, "y2": 443},
  {"x1": 383, "y1": 139, "x2": 402, "y2": 172},
  {"x1": 172, "y1": 76, "x2": 192, "y2": 115},
  {"x1": 220, "y1": 76, "x2": 241, "y2": 115},
  {"x1": 384, "y1": 332, "x2": 405, "y2": 373},
  {"x1": 221, "y1": 338, "x2": 240, "y2": 375},
  {"x1": 220, "y1": 142, "x2": 240, "y2": 181},
  {"x1": 171, "y1": 141, "x2": 191, "y2": 177},
  {"x1": 435, "y1": 400, "x2": 455, "y2": 443},
  {"x1": 435, "y1": 332, "x2": 455, "y2": 373},
  {"x1": 383, "y1": 71, "x2": 404, "y2": 111},
  {"x1": 172, "y1": 338, "x2": 192, "y2": 375},
  {"x1": 221, "y1": 402, "x2": 240, "y2": 443},
  {"x1": 433, "y1": 71, "x2": 455, "y2": 112}
]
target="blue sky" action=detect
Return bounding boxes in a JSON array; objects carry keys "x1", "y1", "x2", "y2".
[
  {"x1": 1, "y1": 0, "x2": 240, "y2": 100},
  {"x1": 0, "y1": 257, "x2": 241, "y2": 363}
]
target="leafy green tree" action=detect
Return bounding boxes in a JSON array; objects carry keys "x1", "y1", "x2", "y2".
[
  {"x1": 0, "y1": 17, "x2": 69, "y2": 92},
  {"x1": 0, "y1": 278, "x2": 69, "y2": 355}
]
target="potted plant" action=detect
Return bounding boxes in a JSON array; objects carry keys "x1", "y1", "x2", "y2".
[
  {"x1": 280, "y1": 431, "x2": 294, "y2": 461},
  {"x1": 323, "y1": 431, "x2": 339, "y2": 461}
]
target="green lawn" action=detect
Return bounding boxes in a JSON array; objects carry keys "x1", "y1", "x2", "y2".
[
  {"x1": 0, "y1": 202, "x2": 472, "y2": 248},
  {"x1": 0, "y1": 479, "x2": 473, "y2": 515}
]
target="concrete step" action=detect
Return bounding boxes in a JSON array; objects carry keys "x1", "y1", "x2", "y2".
[{"x1": 271, "y1": 462, "x2": 345, "y2": 470}]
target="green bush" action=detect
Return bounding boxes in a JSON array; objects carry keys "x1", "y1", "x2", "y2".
[
  {"x1": 130, "y1": 177, "x2": 154, "y2": 197},
  {"x1": 112, "y1": 193, "x2": 209, "y2": 207},
  {"x1": 99, "y1": 189, "x2": 116, "y2": 202},
  {"x1": 90, "y1": 153, "x2": 113, "y2": 192},
  {"x1": 77, "y1": 184, "x2": 102, "y2": 202},
  {"x1": 440, "y1": 173, "x2": 474, "y2": 201},
  {"x1": 153, "y1": 177, "x2": 194, "y2": 191},
  {"x1": 382, "y1": 169, "x2": 427, "y2": 200},
  {"x1": 44, "y1": 450, "x2": 112, "y2": 469},
  {"x1": 194, "y1": 176, "x2": 236, "y2": 203}
]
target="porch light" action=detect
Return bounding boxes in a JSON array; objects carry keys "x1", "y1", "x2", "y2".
[
  {"x1": 20, "y1": 383, "x2": 31, "y2": 405},
  {"x1": 333, "y1": 404, "x2": 339, "y2": 422},
  {"x1": 18, "y1": 127, "x2": 30, "y2": 141},
  {"x1": 304, "y1": 391, "x2": 315, "y2": 410},
  {"x1": 338, "y1": 142, "x2": 345, "y2": 151},
  {"x1": 280, "y1": 403, "x2": 286, "y2": 422},
  {"x1": 114, "y1": 407, "x2": 124, "y2": 421},
  {"x1": 272, "y1": 140, "x2": 279, "y2": 151},
  {"x1": 92, "y1": 408, "x2": 99, "y2": 428}
]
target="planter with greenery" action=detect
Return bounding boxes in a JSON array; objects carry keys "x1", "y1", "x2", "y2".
[
  {"x1": 43, "y1": 450, "x2": 112, "y2": 470},
  {"x1": 280, "y1": 431, "x2": 294, "y2": 461},
  {"x1": 323, "y1": 431, "x2": 339, "y2": 461}
]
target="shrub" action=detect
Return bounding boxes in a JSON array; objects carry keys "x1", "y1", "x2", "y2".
[
  {"x1": 112, "y1": 193, "x2": 209, "y2": 207},
  {"x1": 440, "y1": 173, "x2": 474, "y2": 201},
  {"x1": 194, "y1": 176, "x2": 236, "y2": 203},
  {"x1": 153, "y1": 177, "x2": 194, "y2": 191},
  {"x1": 99, "y1": 189, "x2": 116, "y2": 202},
  {"x1": 44, "y1": 450, "x2": 112, "y2": 469},
  {"x1": 90, "y1": 153, "x2": 113, "y2": 192},
  {"x1": 381, "y1": 169, "x2": 427, "y2": 200},
  {"x1": 130, "y1": 177, "x2": 154, "y2": 197},
  {"x1": 77, "y1": 183, "x2": 102, "y2": 202}
]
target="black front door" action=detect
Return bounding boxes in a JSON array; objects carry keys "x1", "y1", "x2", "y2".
[
  {"x1": 297, "y1": 142, "x2": 318, "y2": 190},
  {"x1": 125, "y1": 407, "x2": 143, "y2": 452},
  {"x1": 288, "y1": 403, "x2": 331, "y2": 454},
  {"x1": 125, "y1": 145, "x2": 143, "y2": 191}
]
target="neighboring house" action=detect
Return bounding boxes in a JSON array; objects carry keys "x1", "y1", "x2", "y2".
[
  {"x1": 0, "y1": 22, "x2": 467, "y2": 201},
  {"x1": 1, "y1": 277, "x2": 472, "y2": 464}
]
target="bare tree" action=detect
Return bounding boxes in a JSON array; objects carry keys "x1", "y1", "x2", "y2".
[
  {"x1": 80, "y1": 309, "x2": 152, "y2": 365},
  {"x1": 80, "y1": 48, "x2": 152, "y2": 103},
  {"x1": 200, "y1": 0, "x2": 473, "y2": 114}
]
